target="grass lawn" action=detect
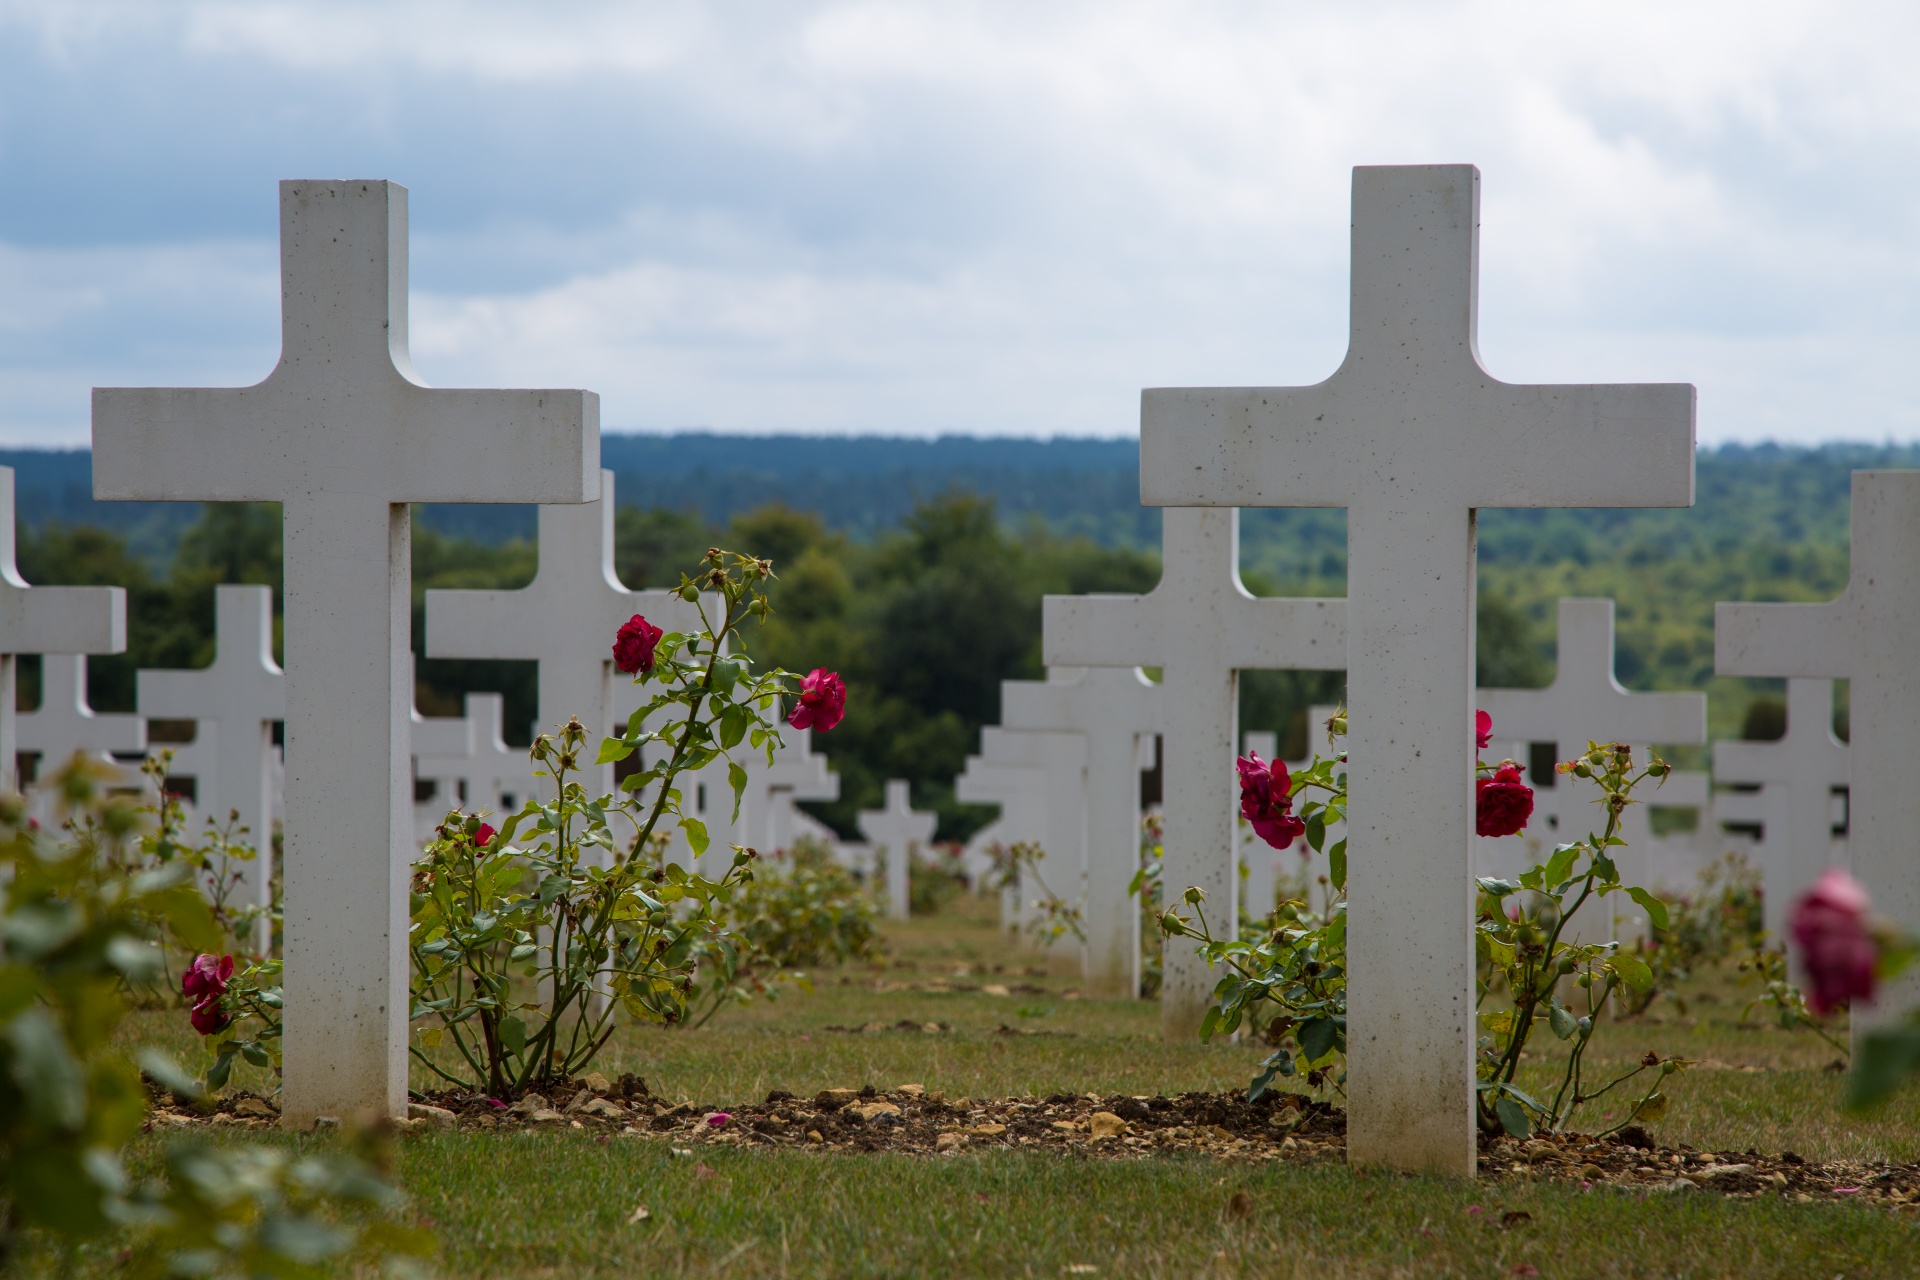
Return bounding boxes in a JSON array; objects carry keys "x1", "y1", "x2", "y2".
[{"x1": 76, "y1": 893, "x2": 1920, "y2": 1278}]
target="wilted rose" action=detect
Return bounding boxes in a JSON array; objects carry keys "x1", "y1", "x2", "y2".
[
  {"x1": 788, "y1": 669, "x2": 846, "y2": 732},
  {"x1": 1237, "y1": 752, "x2": 1306, "y2": 850},
  {"x1": 1475, "y1": 763, "x2": 1533, "y2": 838},
  {"x1": 613, "y1": 614, "x2": 665, "y2": 676},
  {"x1": 189, "y1": 998, "x2": 232, "y2": 1037},
  {"x1": 1790, "y1": 866, "x2": 1879, "y2": 1015},
  {"x1": 1476, "y1": 710, "x2": 1493, "y2": 752},
  {"x1": 181, "y1": 952, "x2": 234, "y2": 1003}
]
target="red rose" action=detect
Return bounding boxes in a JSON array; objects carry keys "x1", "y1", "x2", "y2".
[
  {"x1": 475, "y1": 823, "x2": 496, "y2": 848},
  {"x1": 1475, "y1": 763, "x2": 1533, "y2": 838},
  {"x1": 613, "y1": 614, "x2": 665, "y2": 676},
  {"x1": 788, "y1": 669, "x2": 846, "y2": 732},
  {"x1": 189, "y1": 998, "x2": 232, "y2": 1037},
  {"x1": 1790, "y1": 866, "x2": 1879, "y2": 1015},
  {"x1": 181, "y1": 952, "x2": 234, "y2": 1003},
  {"x1": 1237, "y1": 752, "x2": 1306, "y2": 850},
  {"x1": 1476, "y1": 710, "x2": 1493, "y2": 752}
]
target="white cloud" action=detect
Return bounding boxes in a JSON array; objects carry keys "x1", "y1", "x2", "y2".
[{"x1": 3, "y1": 0, "x2": 1919, "y2": 445}]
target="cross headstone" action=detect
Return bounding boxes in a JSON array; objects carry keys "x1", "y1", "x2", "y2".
[
  {"x1": 858, "y1": 779, "x2": 938, "y2": 921},
  {"x1": 1717, "y1": 470, "x2": 1919, "y2": 1039},
  {"x1": 425, "y1": 469, "x2": 710, "y2": 800},
  {"x1": 1476, "y1": 597, "x2": 1707, "y2": 932},
  {"x1": 1711, "y1": 678, "x2": 1848, "y2": 946},
  {"x1": 19, "y1": 654, "x2": 146, "y2": 806},
  {"x1": 961, "y1": 727, "x2": 1090, "y2": 937},
  {"x1": 93, "y1": 180, "x2": 598, "y2": 1125},
  {"x1": 0, "y1": 465, "x2": 126, "y2": 791},
  {"x1": 408, "y1": 658, "x2": 475, "y2": 842},
  {"x1": 737, "y1": 729, "x2": 839, "y2": 858},
  {"x1": 1138, "y1": 165, "x2": 1695, "y2": 1175},
  {"x1": 1044, "y1": 508, "x2": 1345, "y2": 1034},
  {"x1": 138, "y1": 584, "x2": 286, "y2": 950},
  {"x1": 1000, "y1": 667, "x2": 1163, "y2": 995}
]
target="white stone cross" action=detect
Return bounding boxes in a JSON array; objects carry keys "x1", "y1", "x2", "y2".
[
  {"x1": 959, "y1": 729, "x2": 1080, "y2": 934},
  {"x1": 738, "y1": 728, "x2": 839, "y2": 857},
  {"x1": 0, "y1": 465, "x2": 126, "y2": 791},
  {"x1": 138, "y1": 584, "x2": 286, "y2": 948},
  {"x1": 1000, "y1": 667, "x2": 1163, "y2": 996},
  {"x1": 19, "y1": 654, "x2": 146, "y2": 802},
  {"x1": 1711, "y1": 678, "x2": 1848, "y2": 946},
  {"x1": 857, "y1": 778, "x2": 938, "y2": 921},
  {"x1": 1044, "y1": 507, "x2": 1345, "y2": 1036},
  {"x1": 1476, "y1": 597, "x2": 1707, "y2": 928},
  {"x1": 1139, "y1": 165, "x2": 1695, "y2": 1175},
  {"x1": 1717, "y1": 470, "x2": 1918, "y2": 1039},
  {"x1": 425, "y1": 469, "x2": 710, "y2": 798},
  {"x1": 92, "y1": 180, "x2": 598, "y2": 1125},
  {"x1": 415, "y1": 693, "x2": 539, "y2": 818}
]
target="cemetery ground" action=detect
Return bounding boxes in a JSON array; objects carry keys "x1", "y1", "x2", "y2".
[{"x1": 82, "y1": 894, "x2": 1920, "y2": 1279}]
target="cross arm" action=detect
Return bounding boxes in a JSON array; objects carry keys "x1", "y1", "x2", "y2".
[
  {"x1": 1716, "y1": 598, "x2": 1850, "y2": 679},
  {"x1": 423, "y1": 588, "x2": 538, "y2": 661},
  {"x1": 0, "y1": 584, "x2": 125, "y2": 656},
  {"x1": 1139, "y1": 381, "x2": 1694, "y2": 510},
  {"x1": 1042, "y1": 595, "x2": 1151, "y2": 667},
  {"x1": 1224, "y1": 596, "x2": 1345, "y2": 671}
]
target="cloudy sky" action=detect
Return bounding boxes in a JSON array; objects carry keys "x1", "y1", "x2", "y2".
[{"x1": 1, "y1": 1, "x2": 1915, "y2": 446}]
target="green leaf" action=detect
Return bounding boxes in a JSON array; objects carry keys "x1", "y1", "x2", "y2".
[
  {"x1": 1328, "y1": 840, "x2": 1347, "y2": 893},
  {"x1": 206, "y1": 1044, "x2": 236, "y2": 1090},
  {"x1": 728, "y1": 761, "x2": 749, "y2": 823},
  {"x1": 1305, "y1": 811, "x2": 1326, "y2": 854},
  {"x1": 1495, "y1": 1096, "x2": 1531, "y2": 1139},
  {"x1": 682, "y1": 818, "x2": 710, "y2": 856},
  {"x1": 719, "y1": 704, "x2": 752, "y2": 751},
  {"x1": 597, "y1": 737, "x2": 635, "y2": 765},
  {"x1": 1544, "y1": 843, "x2": 1581, "y2": 888},
  {"x1": 709, "y1": 657, "x2": 743, "y2": 698},
  {"x1": 1632, "y1": 1091, "x2": 1667, "y2": 1124},
  {"x1": 1626, "y1": 886, "x2": 1671, "y2": 932},
  {"x1": 240, "y1": 1039, "x2": 271, "y2": 1068},
  {"x1": 498, "y1": 1016, "x2": 527, "y2": 1056},
  {"x1": 1296, "y1": 1016, "x2": 1337, "y2": 1062},
  {"x1": 1548, "y1": 1003, "x2": 1577, "y2": 1041},
  {"x1": 1846, "y1": 1027, "x2": 1920, "y2": 1111},
  {"x1": 1609, "y1": 952, "x2": 1653, "y2": 992}
]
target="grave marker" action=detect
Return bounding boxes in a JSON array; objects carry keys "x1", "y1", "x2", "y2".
[
  {"x1": 961, "y1": 727, "x2": 1090, "y2": 938},
  {"x1": 93, "y1": 180, "x2": 598, "y2": 1124},
  {"x1": 138, "y1": 584, "x2": 285, "y2": 951},
  {"x1": 0, "y1": 465, "x2": 126, "y2": 790},
  {"x1": 1711, "y1": 678, "x2": 1849, "y2": 945},
  {"x1": 415, "y1": 693, "x2": 539, "y2": 817},
  {"x1": 1001, "y1": 667, "x2": 1162, "y2": 996},
  {"x1": 858, "y1": 779, "x2": 937, "y2": 921},
  {"x1": 425, "y1": 469, "x2": 709, "y2": 799},
  {"x1": 19, "y1": 654, "x2": 145, "y2": 798},
  {"x1": 1717, "y1": 470, "x2": 1919, "y2": 1038},
  {"x1": 1139, "y1": 165, "x2": 1695, "y2": 1174},
  {"x1": 1044, "y1": 508, "x2": 1345, "y2": 1034}
]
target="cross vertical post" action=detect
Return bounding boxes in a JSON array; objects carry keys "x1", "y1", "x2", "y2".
[
  {"x1": 1044, "y1": 508, "x2": 1345, "y2": 1036},
  {"x1": 1140, "y1": 165, "x2": 1694, "y2": 1174},
  {"x1": 93, "y1": 180, "x2": 598, "y2": 1125}
]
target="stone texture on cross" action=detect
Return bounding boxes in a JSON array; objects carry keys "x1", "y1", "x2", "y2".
[
  {"x1": 1044, "y1": 507, "x2": 1344, "y2": 1035},
  {"x1": 1711, "y1": 678, "x2": 1848, "y2": 947},
  {"x1": 0, "y1": 465, "x2": 126, "y2": 791},
  {"x1": 425, "y1": 469, "x2": 709, "y2": 800},
  {"x1": 1717, "y1": 470, "x2": 1918, "y2": 1040},
  {"x1": 19, "y1": 654, "x2": 146, "y2": 807},
  {"x1": 1000, "y1": 667, "x2": 1161, "y2": 996},
  {"x1": 1139, "y1": 165, "x2": 1695, "y2": 1175},
  {"x1": 858, "y1": 779, "x2": 937, "y2": 921},
  {"x1": 93, "y1": 180, "x2": 598, "y2": 1125},
  {"x1": 138, "y1": 584, "x2": 285, "y2": 952},
  {"x1": 415, "y1": 693, "x2": 539, "y2": 818}
]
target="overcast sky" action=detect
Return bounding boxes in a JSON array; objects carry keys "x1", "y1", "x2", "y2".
[{"x1": 1, "y1": 1, "x2": 1915, "y2": 447}]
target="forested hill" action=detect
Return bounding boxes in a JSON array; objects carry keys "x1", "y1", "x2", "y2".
[{"x1": 3, "y1": 436, "x2": 1911, "y2": 567}]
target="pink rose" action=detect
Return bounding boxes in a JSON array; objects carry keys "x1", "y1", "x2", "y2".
[
  {"x1": 1475, "y1": 763, "x2": 1533, "y2": 838},
  {"x1": 1237, "y1": 752, "x2": 1306, "y2": 850},
  {"x1": 705, "y1": 1111, "x2": 732, "y2": 1128},
  {"x1": 1476, "y1": 710, "x2": 1493, "y2": 752},
  {"x1": 475, "y1": 823, "x2": 496, "y2": 848},
  {"x1": 613, "y1": 614, "x2": 665, "y2": 676},
  {"x1": 181, "y1": 953, "x2": 234, "y2": 1003},
  {"x1": 189, "y1": 998, "x2": 232, "y2": 1037},
  {"x1": 1790, "y1": 866, "x2": 1879, "y2": 1015},
  {"x1": 788, "y1": 669, "x2": 846, "y2": 732}
]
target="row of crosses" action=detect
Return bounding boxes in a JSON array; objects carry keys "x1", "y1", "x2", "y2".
[{"x1": 49, "y1": 167, "x2": 1904, "y2": 1178}]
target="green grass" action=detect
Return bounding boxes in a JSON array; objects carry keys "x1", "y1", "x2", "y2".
[{"x1": 89, "y1": 894, "x2": 1920, "y2": 1278}]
